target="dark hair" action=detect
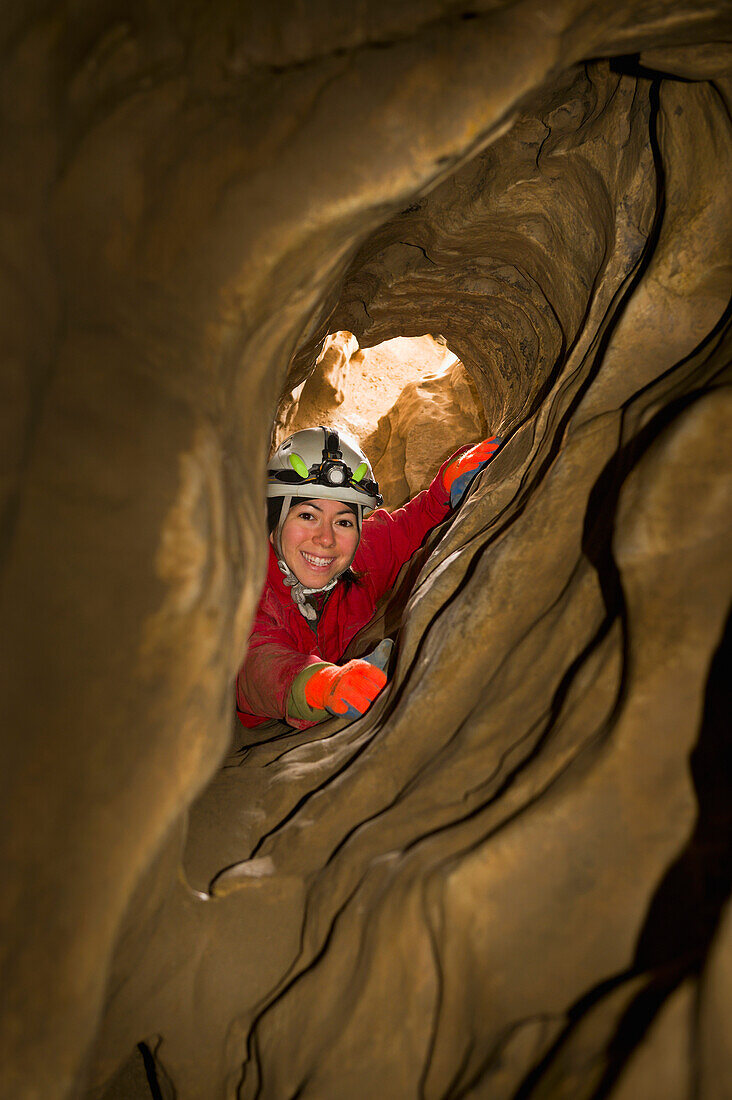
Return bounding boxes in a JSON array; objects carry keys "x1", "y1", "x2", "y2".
[
  {"x1": 336, "y1": 565, "x2": 360, "y2": 591},
  {"x1": 266, "y1": 496, "x2": 362, "y2": 589},
  {"x1": 266, "y1": 496, "x2": 285, "y2": 535}
]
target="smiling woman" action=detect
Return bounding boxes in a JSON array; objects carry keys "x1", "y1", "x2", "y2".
[{"x1": 235, "y1": 425, "x2": 500, "y2": 730}]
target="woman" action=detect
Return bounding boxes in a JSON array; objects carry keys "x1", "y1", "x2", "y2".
[{"x1": 236, "y1": 426, "x2": 500, "y2": 729}]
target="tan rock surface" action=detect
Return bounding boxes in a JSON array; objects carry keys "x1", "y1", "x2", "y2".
[
  {"x1": 0, "y1": 3, "x2": 730, "y2": 1099},
  {"x1": 275, "y1": 331, "x2": 357, "y2": 443},
  {"x1": 365, "y1": 357, "x2": 486, "y2": 507}
]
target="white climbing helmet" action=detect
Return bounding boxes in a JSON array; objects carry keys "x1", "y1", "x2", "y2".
[{"x1": 267, "y1": 426, "x2": 382, "y2": 511}]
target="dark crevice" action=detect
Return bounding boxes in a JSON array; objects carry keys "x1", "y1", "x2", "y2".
[
  {"x1": 634, "y1": 607, "x2": 732, "y2": 973},
  {"x1": 585, "y1": 602, "x2": 732, "y2": 1100},
  {"x1": 513, "y1": 605, "x2": 732, "y2": 1099},
  {"x1": 511, "y1": 968, "x2": 647, "y2": 1100},
  {"x1": 610, "y1": 51, "x2": 717, "y2": 84},
  {"x1": 397, "y1": 239, "x2": 438, "y2": 265},
  {"x1": 137, "y1": 1041, "x2": 167, "y2": 1100}
]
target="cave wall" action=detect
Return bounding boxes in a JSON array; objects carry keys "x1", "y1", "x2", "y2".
[{"x1": 1, "y1": 3, "x2": 731, "y2": 1098}]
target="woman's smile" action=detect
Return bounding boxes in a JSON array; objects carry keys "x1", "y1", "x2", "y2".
[{"x1": 300, "y1": 551, "x2": 336, "y2": 569}]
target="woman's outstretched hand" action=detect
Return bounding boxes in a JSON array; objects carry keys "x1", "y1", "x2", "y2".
[
  {"x1": 442, "y1": 437, "x2": 501, "y2": 509},
  {"x1": 303, "y1": 659, "x2": 387, "y2": 719}
]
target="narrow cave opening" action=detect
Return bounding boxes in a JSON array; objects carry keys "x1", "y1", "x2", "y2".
[
  {"x1": 273, "y1": 331, "x2": 487, "y2": 507},
  {"x1": 181, "y1": 327, "x2": 491, "y2": 895}
]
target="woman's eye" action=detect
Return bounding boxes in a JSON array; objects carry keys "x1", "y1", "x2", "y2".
[{"x1": 337, "y1": 520, "x2": 354, "y2": 528}]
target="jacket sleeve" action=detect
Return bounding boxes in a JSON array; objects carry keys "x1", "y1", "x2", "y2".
[
  {"x1": 236, "y1": 590, "x2": 326, "y2": 724},
  {"x1": 356, "y1": 450, "x2": 464, "y2": 602}
]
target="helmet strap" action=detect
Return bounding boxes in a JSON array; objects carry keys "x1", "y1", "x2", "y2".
[
  {"x1": 278, "y1": 562, "x2": 338, "y2": 620},
  {"x1": 272, "y1": 495, "x2": 291, "y2": 561}
]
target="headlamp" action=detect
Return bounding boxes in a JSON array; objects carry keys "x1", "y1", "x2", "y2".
[{"x1": 322, "y1": 461, "x2": 347, "y2": 486}]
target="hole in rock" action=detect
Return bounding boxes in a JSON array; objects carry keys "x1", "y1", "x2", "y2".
[
  {"x1": 273, "y1": 331, "x2": 487, "y2": 507},
  {"x1": 181, "y1": 331, "x2": 490, "y2": 895}
]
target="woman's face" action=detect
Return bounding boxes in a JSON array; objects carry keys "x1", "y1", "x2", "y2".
[{"x1": 277, "y1": 498, "x2": 360, "y2": 588}]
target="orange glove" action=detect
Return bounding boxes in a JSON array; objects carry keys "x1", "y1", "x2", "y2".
[
  {"x1": 304, "y1": 659, "x2": 387, "y2": 719},
  {"x1": 442, "y1": 437, "x2": 500, "y2": 508}
]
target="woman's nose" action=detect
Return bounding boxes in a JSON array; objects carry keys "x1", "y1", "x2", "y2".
[{"x1": 314, "y1": 524, "x2": 335, "y2": 547}]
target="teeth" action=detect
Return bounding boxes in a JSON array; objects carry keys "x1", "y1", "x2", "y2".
[{"x1": 302, "y1": 552, "x2": 333, "y2": 567}]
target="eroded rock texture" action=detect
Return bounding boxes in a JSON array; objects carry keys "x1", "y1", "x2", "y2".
[
  {"x1": 1, "y1": 3, "x2": 731, "y2": 1098},
  {"x1": 275, "y1": 331, "x2": 358, "y2": 444},
  {"x1": 365, "y1": 356, "x2": 486, "y2": 507}
]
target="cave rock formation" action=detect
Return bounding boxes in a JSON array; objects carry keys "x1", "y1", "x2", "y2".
[{"x1": 1, "y1": 3, "x2": 731, "y2": 1098}]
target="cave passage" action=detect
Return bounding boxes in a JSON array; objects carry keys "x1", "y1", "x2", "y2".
[
  {"x1": 274, "y1": 331, "x2": 478, "y2": 509},
  {"x1": 1, "y1": 5, "x2": 731, "y2": 1100}
]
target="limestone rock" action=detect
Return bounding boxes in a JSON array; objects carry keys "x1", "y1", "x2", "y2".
[
  {"x1": 0, "y1": 3, "x2": 731, "y2": 1099},
  {"x1": 277, "y1": 332, "x2": 460, "y2": 473},
  {"x1": 365, "y1": 357, "x2": 487, "y2": 507},
  {"x1": 277, "y1": 331, "x2": 357, "y2": 442}
]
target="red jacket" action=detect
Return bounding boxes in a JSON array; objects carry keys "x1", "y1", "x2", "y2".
[{"x1": 236, "y1": 469, "x2": 452, "y2": 728}]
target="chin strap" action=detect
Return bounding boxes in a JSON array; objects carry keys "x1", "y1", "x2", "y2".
[{"x1": 277, "y1": 558, "x2": 338, "y2": 621}]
